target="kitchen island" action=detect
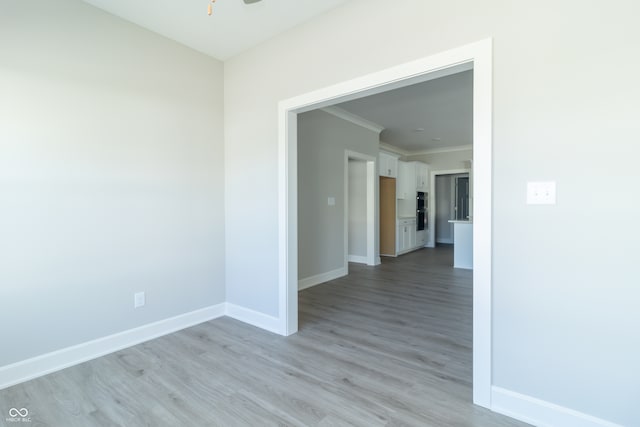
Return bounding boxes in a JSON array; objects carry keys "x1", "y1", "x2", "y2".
[{"x1": 448, "y1": 220, "x2": 473, "y2": 269}]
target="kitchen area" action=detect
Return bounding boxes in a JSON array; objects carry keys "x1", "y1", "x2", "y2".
[
  {"x1": 379, "y1": 151, "x2": 429, "y2": 257},
  {"x1": 379, "y1": 150, "x2": 473, "y2": 269}
]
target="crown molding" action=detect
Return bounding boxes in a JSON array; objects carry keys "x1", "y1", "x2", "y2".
[
  {"x1": 379, "y1": 142, "x2": 410, "y2": 157},
  {"x1": 408, "y1": 144, "x2": 473, "y2": 156},
  {"x1": 321, "y1": 106, "x2": 385, "y2": 134},
  {"x1": 318, "y1": 107, "x2": 471, "y2": 157},
  {"x1": 381, "y1": 143, "x2": 473, "y2": 157}
]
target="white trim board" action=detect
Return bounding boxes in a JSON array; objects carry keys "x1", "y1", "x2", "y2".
[
  {"x1": 0, "y1": 304, "x2": 226, "y2": 390},
  {"x1": 225, "y1": 303, "x2": 281, "y2": 335},
  {"x1": 436, "y1": 238, "x2": 454, "y2": 244},
  {"x1": 491, "y1": 387, "x2": 623, "y2": 427},
  {"x1": 379, "y1": 142, "x2": 410, "y2": 157},
  {"x1": 298, "y1": 266, "x2": 347, "y2": 291},
  {"x1": 347, "y1": 255, "x2": 369, "y2": 264},
  {"x1": 344, "y1": 150, "x2": 377, "y2": 268},
  {"x1": 278, "y1": 38, "x2": 493, "y2": 408},
  {"x1": 410, "y1": 144, "x2": 473, "y2": 156},
  {"x1": 380, "y1": 142, "x2": 473, "y2": 157}
]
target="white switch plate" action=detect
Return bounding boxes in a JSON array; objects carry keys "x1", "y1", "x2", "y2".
[
  {"x1": 134, "y1": 292, "x2": 145, "y2": 308},
  {"x1": 527, "y1": 181, "x2": 556, "y2": 205},
  {"x1": 328, "y1": 197, "x2": 336, "y2": 206}
]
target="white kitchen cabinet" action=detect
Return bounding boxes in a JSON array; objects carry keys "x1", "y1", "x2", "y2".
[
  {"x1": 398, "y1": 161, "x2": 429, "y2": 198},
  {"x1": 397, "y1": 161, "x2": 415, "y2": 199},
  {"x1": 396, "y1": 224, "x2": 405, "y2": 253},
  {"x1": 416, "y1": 230, "x2": 426, "y2": 247},
  {"x1": 396, "y1": 218, "x2": 417, "y2": 254},
  {"x1": 415, "y1": 162, "x2": 429, "y2": 192},
  {"x1": 379, "y1": 151, "x2": 399, "y2": 178},
  {"x1": 409, "y1": 225, "x2": 416, "y2": 248}
]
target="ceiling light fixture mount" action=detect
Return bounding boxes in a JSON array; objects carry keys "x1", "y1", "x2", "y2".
[{"x1": 208, "y1": 0, "x2": 263, "y2": 16}]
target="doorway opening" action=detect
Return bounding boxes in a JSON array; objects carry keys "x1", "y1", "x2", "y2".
[
  {"x1": 430, "y1": 169, "x2": 471, "y2": 247},
  {"x1": 345, "y1": 152, "x2": 377, "y2": 268},
  {"x1": 278, "y1": 39, "x2": 493, "y2": 407}
]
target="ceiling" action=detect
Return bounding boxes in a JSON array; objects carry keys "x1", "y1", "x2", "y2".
[
  {"x1": 83, "y1": 0, "x2": 350, "y2": 60},
  {"x1": 335, "y1": 70, "x2": 473, "y2": 153},
  {"x1": 82, "y1": 0, "x2": 471, "y2": 154}
]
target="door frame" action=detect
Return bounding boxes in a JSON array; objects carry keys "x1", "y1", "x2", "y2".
[
  {"x1": 344, "y1": 151, "x2": 377, "y2": 268},
  {"x1": 277, "y1": 39, "x2": 493, "y2": 408},
  {"x1": 428, "y1": 168, "x2": 471, "y2": 248}
]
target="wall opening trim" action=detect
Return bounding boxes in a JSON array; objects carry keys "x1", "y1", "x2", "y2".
[{"x1": 277, "y1": 38, "x2": 493, "y2": 408}]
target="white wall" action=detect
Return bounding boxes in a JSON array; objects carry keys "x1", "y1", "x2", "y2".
[
  {"x1": 0, "y1": 0, "x2": 225, "y2": 367},
  {"x1": 348, "y1": 160, "x2": 367, "y2": 259},
  {"x1": 297, "y1": 110, "x2": 378, "y2": 281},
  {"x1": 224, "y1": 0, "x2": 640, "y2": 425}
]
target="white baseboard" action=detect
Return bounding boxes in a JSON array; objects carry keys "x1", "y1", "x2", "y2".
[
  {"x1": 224, "y1": 303, "x2": 282, "y2": 335},
  {"x1": 298, "y1": 266, "x2": 348, "y2": 291},
  {"x1": 375, "y1": 256, "x2": 381, "y2": 265},
  {"x1": 0, "y1": 304, "x2": 226, "y2": 391},
  {"x1": 347, "y1": 255, "x2": 368, "y2": 264},
  {"x1": 491, "y1": 386, "x2": 622, "y2": 427},
  {"x1": 436, "y1": 238, "x2": 454, "y2": 244}
]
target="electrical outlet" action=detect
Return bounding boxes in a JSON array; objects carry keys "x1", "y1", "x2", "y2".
[
  {"x1": 328, "y1": 197, "x2": 335, "y2": 206},
  {"x1": 134, "y1": 292, "x2": 145, "y2": 308},
  {"x1": 527, "y1": 181, "x2": 556, "y2": 205}
]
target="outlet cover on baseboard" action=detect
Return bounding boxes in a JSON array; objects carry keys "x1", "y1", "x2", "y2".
[{"x1": 134, "y1": 292, "x2": 145, "y2": 308}]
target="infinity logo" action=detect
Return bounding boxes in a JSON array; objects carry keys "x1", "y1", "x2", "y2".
[{"x1": 8, "y1": 408, "x2": 28, "y2": 417}]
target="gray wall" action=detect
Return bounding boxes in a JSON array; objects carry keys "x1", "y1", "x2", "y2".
[
  {"x1": 348, "y1": 160, "x2": 367, "y2": 259},
  {"x1": 0, "y1": 0, "x2": 225, "y2": 366},
  {"x1": 297, "y1": 110, "x2": 379, "y2": 281},
  {"x1": 223, "y1": 0, "x2": 640, "y2": 424}
]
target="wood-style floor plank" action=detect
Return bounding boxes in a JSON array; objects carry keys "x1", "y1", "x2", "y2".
[{"x1": 0, "y1": 246, "x2": 529, "y2": 426}]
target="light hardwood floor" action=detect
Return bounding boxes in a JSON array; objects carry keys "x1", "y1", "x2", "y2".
[{"x1": 0, "y1": 246, "x2": 528, "y2": 426}]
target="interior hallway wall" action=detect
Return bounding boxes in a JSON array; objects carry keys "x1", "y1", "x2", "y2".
[{"x1": 297, "y1": 110, "x2": 379, "y2": 283}]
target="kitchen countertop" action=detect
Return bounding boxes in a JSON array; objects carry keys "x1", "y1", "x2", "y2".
[{"x1": 448, "y1": 220, "x2": 473, "y2": 224}]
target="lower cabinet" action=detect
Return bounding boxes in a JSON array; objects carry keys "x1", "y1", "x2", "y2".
[{"x1": 397, "y1": 219, "x2": 417, "y2": 254}]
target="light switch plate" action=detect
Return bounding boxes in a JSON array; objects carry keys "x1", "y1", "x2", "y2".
[
  {"x1": 527, "y1": 181, "x2": 556, "y2": 205},
  {"x1": 328, "y1": 197, "x2": 336, "y2": 206}
]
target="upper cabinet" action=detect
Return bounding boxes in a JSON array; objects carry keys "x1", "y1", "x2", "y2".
[
  {"x1": 379, "y1": 151, "x2": 399, "y2": 178},
  {"x1": 397, "y1": 161, "x2": 414, "y2": 199},
  {"x1": 397, "y1": 160, "x2": 429, "y2": 198},
  {"x1": 415, "y1": 162, "x2": 429, "y2": 192}
]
